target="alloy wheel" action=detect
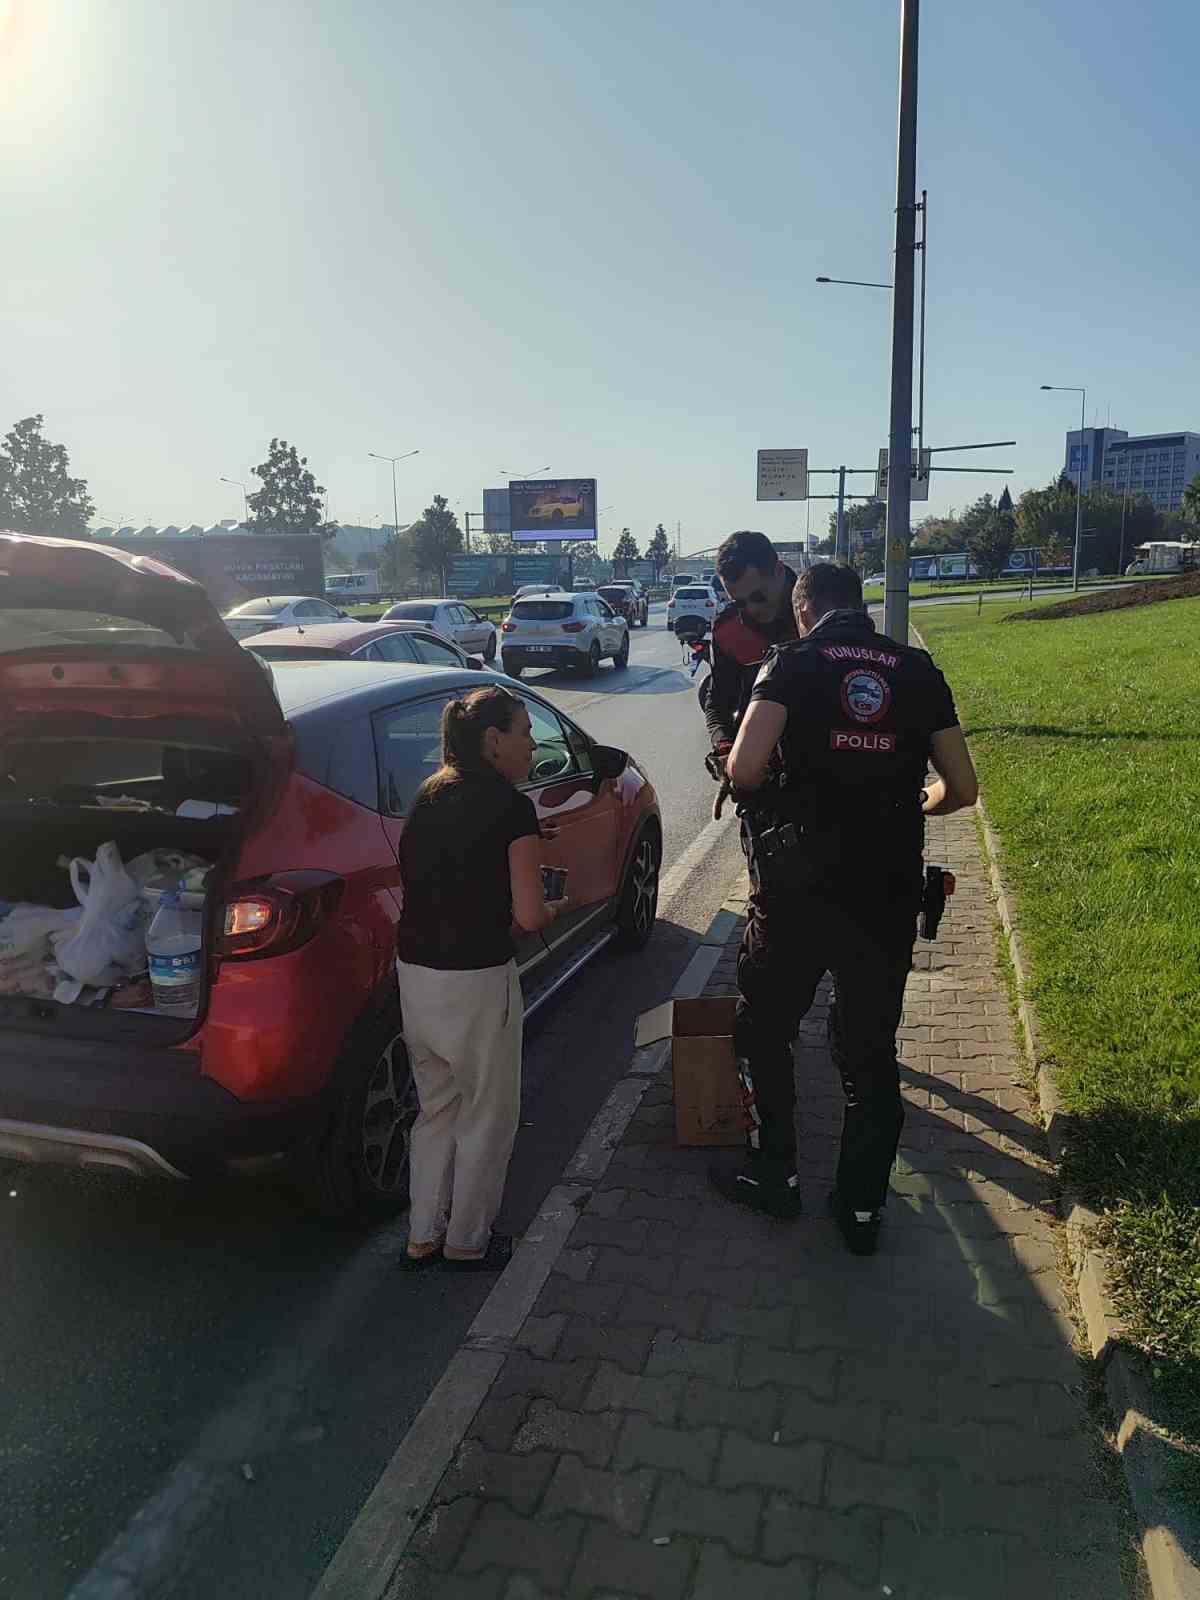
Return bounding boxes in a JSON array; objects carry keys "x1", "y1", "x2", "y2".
[
  {"x1": 361, "y1": 1033, "x2": 418, "y2": 1194},
  {"x1": 630, "y1": 837, "x2": 660, "y2": 937}
]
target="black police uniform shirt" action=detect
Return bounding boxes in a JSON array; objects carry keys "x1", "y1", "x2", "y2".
[
  {"x1": 398, "y1": 769, "x2": 540, "y2": 970},
  {"x1": 749, "y1": 609, "x2": 958, "y2": 884}
]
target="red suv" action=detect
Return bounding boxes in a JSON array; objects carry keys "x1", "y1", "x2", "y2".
[{"x1": 0, "y1": 535, "x2": 662, "y2": 1222}]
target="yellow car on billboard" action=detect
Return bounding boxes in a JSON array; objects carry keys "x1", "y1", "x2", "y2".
[{"x1": 528, "y1": 490, "x2": 586, "y2": 523}]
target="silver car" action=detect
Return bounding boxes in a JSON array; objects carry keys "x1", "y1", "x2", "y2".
[
  {"x1": 500, "y1": 590, "x2": 629, "y2": 678},
  {"x1": 222, "y1": 594, "x2": 346, "y2": 640},
  {"x1": 380, "y1": 599, "x2": 498, "y2": 661}
]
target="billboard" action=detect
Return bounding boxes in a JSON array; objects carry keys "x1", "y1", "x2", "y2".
[
  {"x1": 95, "y1": 532, "x2": 326, "y2": 611},
  {"x1": 447, "y1": 554, "x2": 510, "y2": 597},
  {"x1": 482, "y1": 488, "x2": 510, "y2": 535},
  {"x1": 509, "y1": 478, "x2": 597, "y2": 542}
]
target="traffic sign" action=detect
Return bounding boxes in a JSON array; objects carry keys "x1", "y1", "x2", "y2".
[
  {"x1": 757, "y1": 449, "x2": 809, "y2": 501},
  {"x1": 876, "y1": 447, "x2": 931, "y2": 501}
]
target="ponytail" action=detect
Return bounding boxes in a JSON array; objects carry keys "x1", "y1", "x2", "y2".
[{"x1": 420, "y1": 686, "x2": 523, "y2": 798}]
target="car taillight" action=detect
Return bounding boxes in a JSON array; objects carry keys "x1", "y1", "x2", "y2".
[
  {"x1": 221, "y1": 870, "x2": 344, "y2": 962},
  {"x1": 561, "y1": 621, "x2": 586, "y2": 632},
  {"x1": 501, "y1": 621, "x2": 516, "y2": 632}
]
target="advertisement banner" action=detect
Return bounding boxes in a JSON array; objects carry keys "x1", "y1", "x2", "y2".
[
  {"x1": 509, "y1": 478, "x2": 597, "y2": 542},
  {"x1": 97, "y1": 533, "x2": 325, "y2": 611},
  {"x1": 512, "y1": 553, "x2": 571, "y2": 587},
  {"x1": 447, "y1": 554, "x2": 510, "y2": 597}
]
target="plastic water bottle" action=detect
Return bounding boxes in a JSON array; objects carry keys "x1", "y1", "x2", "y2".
[{"x1": 146, "y1": 892, "x2": 203, "y2": 1017}]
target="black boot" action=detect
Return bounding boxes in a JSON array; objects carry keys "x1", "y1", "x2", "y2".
[
  {"x1": 709, "y1": 1152, "x2": 803, "y2": 1220},
  {"x1": 828, "y1": 1189, "x2": 882, "y2": 1255}
]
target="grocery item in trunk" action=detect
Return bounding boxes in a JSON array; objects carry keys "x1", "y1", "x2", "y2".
[
  {"x1": 146, "y1": 893, "x2": 203, "y2": 1017},
  {"x1": 52, "y1": 842, "x2": 149, "y2": 988},
  {"x1": 0, "y1": 903, "x2": 82, "y2": 995}
]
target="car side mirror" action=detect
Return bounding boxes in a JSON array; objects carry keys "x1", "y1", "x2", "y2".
[
  {"x1": 591, "y1": 744, "x2": 629, "y2": 783},
  {"x1": 466, "y1": 655, "x2": 486, "y2": 671}
]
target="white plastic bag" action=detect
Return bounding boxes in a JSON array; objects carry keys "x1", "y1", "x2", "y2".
[{"x1": 52, "y1": 842, "x2": 149, "y2": 987}]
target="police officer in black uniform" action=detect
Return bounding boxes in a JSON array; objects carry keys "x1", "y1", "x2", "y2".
[
  {"x1": 709, "y1": 562, "x2": 978, "y2": 1254},
  {"x1": 703, "y1": 531, "x2": 799, "y2": 782}
]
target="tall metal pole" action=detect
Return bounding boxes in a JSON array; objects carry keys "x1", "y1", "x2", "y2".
[
  {"x1": 916, "y1": 189, "x2": 927, "y2": 458},
  {"x1": 835, "y1": 466, "x2": 847, "y2": 563},
  {"x1": 1073, "y1": 389, "x2": 1086, "y2": 591},
  {"x1": 883, "y1": 0, "x2": 920, "y2": 643}
]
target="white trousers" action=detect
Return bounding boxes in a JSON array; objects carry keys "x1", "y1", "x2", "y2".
[{"x1": 396, "y1": 959, "x2": 523, "y2": 1256}]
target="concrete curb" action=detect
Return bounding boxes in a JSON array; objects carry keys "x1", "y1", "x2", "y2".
[
  {"x1": 975, "y1": 796, "x2": 1200, "y2": 1600},
  {"x1": 310, "y1": 895, "x2": 746, "y2": 1600}
]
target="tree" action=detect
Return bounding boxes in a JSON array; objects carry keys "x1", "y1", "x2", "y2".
[
  {"x1": 647, "y1": 523, "x2": 671, "y2": 579},
  {"x1": 247, "y1": 438, "x2": 337, "y2": 541},
  {"x1": 827, "y1": 500, "x2": 885, "y2": 568},
  {"x1": 0, "y1": 414, "x2": 94, "y2": 534},
  {"x1": 1182, "y1": 473, "x2": 1200, "y2": 524},
  {"x1": 1015, "y1": 476, "x2": 1077, "y2": 565},
  {"x1": 961, "y1": 491, "x2": 1015, "y2": 579},
  {"x1": 911, "y1": 512, "x2": 964, "y2": 554},
  {"x1": 378, "y1": 526, "x2": 417, "y2": 594},
  {"x1": 612, "y1": 528, "x2": 639, "y2": 572},
  {"x1": 409, "y1": 494, "x2": 463, "y2": 587}
]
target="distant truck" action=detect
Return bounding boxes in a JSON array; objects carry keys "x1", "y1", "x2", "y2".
[
  {"x1": 1125, "y1": 541, "x2": 1200, "y2": 576},
  {"x1": 325, "y1": 570, "x2": 382, "y2": 604}
]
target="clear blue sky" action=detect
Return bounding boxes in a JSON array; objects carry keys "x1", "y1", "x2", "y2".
[{"x1": 3, "y1": 0, "x2": 1197, "y2": 556}]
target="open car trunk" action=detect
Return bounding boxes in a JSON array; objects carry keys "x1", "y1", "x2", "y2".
[
  {"x1": 0, "y1": 732, "x2": 255, "y2": 1045},
  {"x1": 0, "y1": 532, "x2": 289, "y2": 1047}
]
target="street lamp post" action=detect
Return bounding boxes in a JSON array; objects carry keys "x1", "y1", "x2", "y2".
[
  {"x1": 220, "y1": 476, "x2": 249, "y2": 521},
  {"x1": 500, "y1": 466, "x2": 551, "y2": 480},
  {"x1": 368, "y1": 449, "x2": 420, "y2": 550},
  {"x1": 1039, "y1": 385, "x2": 1086, "y2": 591}
]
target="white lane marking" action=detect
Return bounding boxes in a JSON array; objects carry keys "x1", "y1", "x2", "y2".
[{"x1": 657, "y1": 807, "x2": 738, "y2": 918}]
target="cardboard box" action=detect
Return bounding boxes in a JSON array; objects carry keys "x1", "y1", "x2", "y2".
[{"x1": 635, "y1": 996, "x2": 744, "y2": 1147}]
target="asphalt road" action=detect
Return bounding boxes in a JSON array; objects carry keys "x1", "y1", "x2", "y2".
[{"x1": 0, "y1": 607, "x2": 745, "y2": 1600}]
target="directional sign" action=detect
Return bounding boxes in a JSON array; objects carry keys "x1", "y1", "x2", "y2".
[
  {"x1": 877, "y1": 447, "x2": 931, "y2": 502},
  {"x1": 757, "y1": 449, "x2": 809, "y2": 502}
]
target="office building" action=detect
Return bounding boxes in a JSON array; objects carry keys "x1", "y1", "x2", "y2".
[{"x1": 1064, "y1": 428, "x2": 1200, "y2": 513}]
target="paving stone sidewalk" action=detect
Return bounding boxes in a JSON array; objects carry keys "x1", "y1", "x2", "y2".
[{"x1": 390, "y1": 810, "x2": 1137, "y2": 1599}]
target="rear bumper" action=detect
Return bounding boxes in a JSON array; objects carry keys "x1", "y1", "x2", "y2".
[
  {"x1": 501, "y1": 645, "x2": 589, "y2": 667},
  {"x1": 0, "y1": 1041, "x2": 328, "y2": 1181}
]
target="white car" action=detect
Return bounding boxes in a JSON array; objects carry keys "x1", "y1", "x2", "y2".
[
  {"x1": 222, "y1": 595, "x2": 346, "y2": 640},
  {"x1": 380, "y1": 599, "x2": 498, "y2": 661},
  {"x1": 500, "y1": 590, "x2": 629, "y2": 678},
  {"x1": 668, "y1": 584, "x2": 719, "y2": 635}
]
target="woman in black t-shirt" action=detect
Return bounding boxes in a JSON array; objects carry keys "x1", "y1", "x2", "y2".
[{"x1": 397, "y1": 686, "x2": 564, "y2": 1271}]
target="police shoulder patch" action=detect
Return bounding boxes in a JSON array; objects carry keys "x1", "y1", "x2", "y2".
[{"x1": 839, "y1": 668, "x2": 891, "y2": 724}]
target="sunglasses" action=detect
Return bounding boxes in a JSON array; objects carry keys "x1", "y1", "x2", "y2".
[{"x1": 733, "y1": 588, "x2": 772, "y2": 610}]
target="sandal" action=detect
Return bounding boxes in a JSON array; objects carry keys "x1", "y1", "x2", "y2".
[
  {"x1": 400, "y1": 1239, "x2": 445, "y2": 1270},
  {"x1": 442, "y1": 1233, "x2": 514, "y2": 1273}
]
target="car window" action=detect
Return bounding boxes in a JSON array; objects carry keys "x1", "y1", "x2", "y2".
[
  {"x1": 676, "y1": 587, "x2": 711, "y2": 600},
  {"x1": 226, "y1": 598, "x2": 289, "y2": 619},
  {"x1": 407, "y1": 633, "x2": 463, "y2": 667},
  {"x1": 596, "y1": 600, "x2": 615, "y2": 619},
  {"x1": 372, "y1": 693, "x2": 459, "y2": 816},
  {"x1": 372, "y1": 633, "x2": 418, "y2": 663},
  {"x1": 384, "y1": 603, "x2": 438, "y2": 622},
  {"x1": 356, "y1": 641, "x2": 384, "y2": 661},
  {"x1": 522, "y1": 699, "x2": 580, "y2": 785},
  {"x1": 312, "y1": 600, "x2": 340, "y2": 619},
  {"x1": 511, "y1": 600, "x2": 575, "y2": 621}
]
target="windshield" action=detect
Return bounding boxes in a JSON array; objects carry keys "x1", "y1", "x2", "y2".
[
  {"x1": 226, "y1": 598, "x2": 289, "y2": 618},
  {"x1": 675, "y1": 588, "x2": 711, "y2": 600},
  {"x1": 0, "y1": 609, "x2": 196, "y2": 652},
  {"x1": 511, "y1": 601, "x2": 575, "y2": 621},
  {"x1": 385, "y1": 603, "x2": 437, "y2": 620},
  {"x1": 597, "y1": 588, "x2": 628, "y2": 602}
]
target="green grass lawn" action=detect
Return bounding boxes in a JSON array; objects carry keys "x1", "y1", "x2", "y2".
[{"x1": 919, "y1": 594, "x2": 1200, "y2": 1459}]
